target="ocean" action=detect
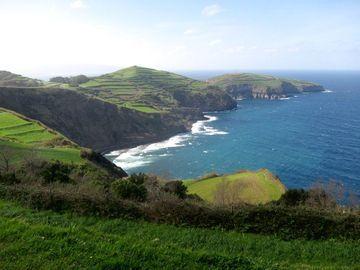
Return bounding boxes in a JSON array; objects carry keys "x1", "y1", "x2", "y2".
[{"x1": 106, "y1": 71, "x2": 360, "y2": 194}]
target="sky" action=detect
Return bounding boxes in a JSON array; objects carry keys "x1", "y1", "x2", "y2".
[{"x1": 1, "y1": 0, "x2": 360, "y2": 77}]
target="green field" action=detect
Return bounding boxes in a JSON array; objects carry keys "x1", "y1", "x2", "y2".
[
  {"x1": 0, "y1": 200, "x2": 358, "y2": 269},
  {"x1": 0, "y1": 111, "x2": 56, "y2": 144},
  {"x1": 0, "y1": 109, "x2": 82, "y2": 164},
  {"x1": 185, "y1": 169, "x2": 286, "y2": 204}
]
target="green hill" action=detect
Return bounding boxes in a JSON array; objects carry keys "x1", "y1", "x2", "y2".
[
  {"x1": 184, "y1": 169, "x2": 286, "y2": 204},
  {"x1": 0, "y1": 71, "x2": 43, "y2": 87},
  {"x1": 76, "y1": 66, "x2": 236, "y2": 113},
  {"x1": 209, "y1": 73, "x2": 324, "y2": 100},
  {"x1": 0, "y1": 200, "x2": 358, "y2": 269}
]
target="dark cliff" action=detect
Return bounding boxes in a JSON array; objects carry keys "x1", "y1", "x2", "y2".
[
  {"x1": 0, "y1": 87, "x2": 202, "y2": 152},
  {"x1": 173, "y1": 88, "x2": 237, "y2": 111}
]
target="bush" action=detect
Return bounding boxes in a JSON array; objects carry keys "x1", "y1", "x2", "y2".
[
  {"x1": 277, "y1": 189, "x2": 309, "y2": 206},
  {"x1": 162, "y1": 180, "x2": 188, "y2": 199},
  {"x1": 112, "y1": 177, "x2": 147, "y2": 202},
  {"x1": 0, "y1": 173, "x2": 19, "y2": 185},
  {"x1": 128, "y1": 173, "x2": 147, "y2": 186},
  {"x1": 40, "y1": 161, "x2": 73, "y2": 184}
]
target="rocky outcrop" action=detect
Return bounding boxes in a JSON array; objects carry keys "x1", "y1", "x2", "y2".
[
  {"x1": 173, "y1": 88, "x2": 237, "y2": 111},
  {"x1": 0, "y1": 87, "x2": 203, "y2": 152}
]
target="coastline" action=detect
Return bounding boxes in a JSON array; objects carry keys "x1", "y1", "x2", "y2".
[{"x1": 105, "y1": 114, "x2": 230, "y2": 171}]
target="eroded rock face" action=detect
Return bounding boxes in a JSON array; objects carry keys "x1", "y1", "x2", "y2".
[
  {"x1": 0, "y1": 87, "x2": 202, "y2": 152},
  {"x1": 173, "y1": 88, "x2": 237, "y2": 111}
]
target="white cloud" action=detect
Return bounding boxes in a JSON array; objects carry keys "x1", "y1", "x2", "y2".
[
  {"x1": 202, "y1": 4, "x2": 222, "y2": 17},
  {"x1": 70, "y1": 0, "x2": 87, "y2": 9},
  {"x1": 209, "y1": 39, "x2": 222, "y2": 46},
  {"x1": 184, "y1": 28, "x2": 197, "y2": 35}
]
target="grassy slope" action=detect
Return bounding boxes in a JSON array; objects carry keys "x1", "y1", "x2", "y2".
[
  {"x1": 0, "y1": 200, "x2": 359, "y2": 270},
  {"x1": 0, "y1": 109, "x2": 83, "y2": 164},
  {"x1": 78, "y1": 66, "x2": 208, "y2": 113},
  {"x1": 209, "y1": 73, "x2": 320, "y2": 91},
  {"x1": 184, "y1": 169, "x2": 286, "y2": 204}
]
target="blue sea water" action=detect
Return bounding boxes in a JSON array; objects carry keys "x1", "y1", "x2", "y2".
[{"x1": 107, "y1": 71, "x2": 360, "y2": 194}]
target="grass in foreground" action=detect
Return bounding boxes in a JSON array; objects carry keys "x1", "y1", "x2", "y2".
[
  {"x1": 185, "y1": 169, "x2": 286, "y2": 204},
  {"x1": 0, "y1": 200, "x2": 359, "y2": 270}
]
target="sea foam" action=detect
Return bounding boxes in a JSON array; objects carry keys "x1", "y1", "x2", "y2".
[{"x1": 107, "y1": 115, "x2": 227, "y2": 170}]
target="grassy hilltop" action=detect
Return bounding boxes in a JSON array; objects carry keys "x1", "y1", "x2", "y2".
[
  {"x1": 75, "y1": 66, "x2": 236, "y2": 113},
  {"x1": 185, "y1": 169, "x2": 286, "y2": 204},
  {"x1": 78, "y1": 66, "x2": 206, "y2": 112}
]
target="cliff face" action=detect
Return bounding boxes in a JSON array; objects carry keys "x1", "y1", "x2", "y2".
[
  {"x1": 225, "y1": 81, "x2": 300, "y2": 100},
  {"x1": 0, "y1": 87, "x2": 202, "y2": 152},
  {"x1": 173, "y1": 88, "x2": 237, "y2": 111}
]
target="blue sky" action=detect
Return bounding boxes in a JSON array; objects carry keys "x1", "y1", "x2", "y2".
[{"x1": 0, "y1": 0, "x2": 359, "y2": 76}]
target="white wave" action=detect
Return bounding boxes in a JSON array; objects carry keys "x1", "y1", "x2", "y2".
[
  {"x1": 108, "y1": 114, "x2": 227, "y2": 170},
  {"x1": 323, "y1": 89, "x2": 333, "y2": 93},
  {"x1": 191, "y1": 115, "x2": 228, "y2": 136},
  {"x1": 280, "y1": 97, "x2": 291, "y2": 100},
  {"x1": 108, "y1": 133, "x2": 191, "y2": 170}
]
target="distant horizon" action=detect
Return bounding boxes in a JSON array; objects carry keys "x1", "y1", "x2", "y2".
[{"x1": 7, "y1": 66, "x2": 360, "y2": 81}]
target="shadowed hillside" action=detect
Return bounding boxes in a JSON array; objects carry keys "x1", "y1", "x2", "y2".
[{"x1": 0, "y1": 87, "x2": 202, "y2": 152}]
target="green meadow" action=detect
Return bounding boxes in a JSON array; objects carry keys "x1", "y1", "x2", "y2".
[{"x1": 0, "y1": 200, "x2": 358, "y2": 270}]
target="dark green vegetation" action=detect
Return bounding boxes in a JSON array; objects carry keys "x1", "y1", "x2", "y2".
[
  {"x1": 209, "y1": 73, "x2": 325, "y2": 99},
  {"x1": 1, "y1": 200, "x2": 359, "y2": 270},
  {"x1": 185, "y1": 169, "x2": 286, "y2": 204},
  {"x1": 0, "y1": 70, "x2": 43, "y2": 87},
  {"x1": 1, "y1": 159, "x2": 358, "y2": 241}
]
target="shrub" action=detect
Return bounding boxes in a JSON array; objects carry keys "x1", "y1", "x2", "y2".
[
  {"x1": 128, "y1": 173, "x2": 147, "y2": 185},
  {"x1": 162, "y1": 181, "x2": 188, "y2": 199},
  {"x1": 277, "y1": 189, "x2": 309, "y2": 206},
  {"x1": 40, "y1": 161, "x2": 73, "y2": 184},
  {"x1": 112, "y1": 178, "x2": 147, "y2": 202},
  {"x1": 0, "y1": 173, "x2": 19, "y2": 185}
]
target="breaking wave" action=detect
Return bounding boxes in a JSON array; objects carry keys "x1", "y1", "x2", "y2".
[{"x1": 106, "y1": 115, "x2": 227, "y2": 170}]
